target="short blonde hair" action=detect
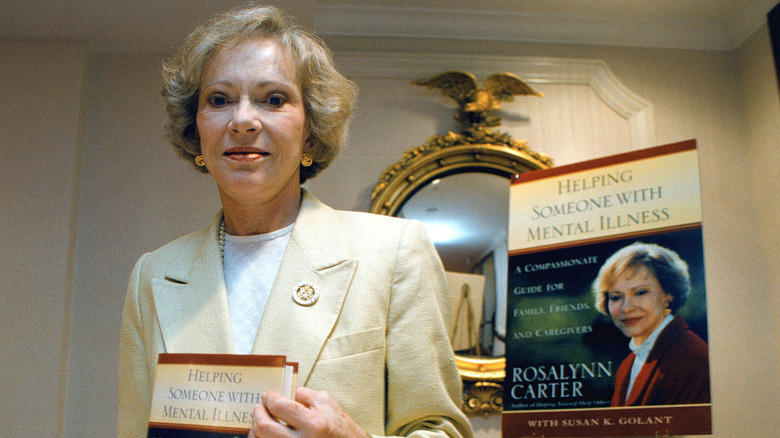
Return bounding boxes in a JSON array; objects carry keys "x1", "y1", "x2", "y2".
[
  {"x1": 593, "y1": 242, "x2": 691, "y2": 315},
  {"x1": 161, "y1": 5, "x2": 357, "y2": 182}
]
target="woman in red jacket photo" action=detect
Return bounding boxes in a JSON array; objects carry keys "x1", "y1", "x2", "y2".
[{"x1": 592, "y1": 242, "x2": 710, "y2": 407}]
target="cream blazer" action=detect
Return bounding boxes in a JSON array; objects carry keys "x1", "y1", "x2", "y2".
[{"x1": 118, "y1": 190, "x2": 472, "y2": 438}]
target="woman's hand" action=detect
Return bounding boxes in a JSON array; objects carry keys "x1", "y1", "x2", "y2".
[{"x1": 248, "y1": 387, "x2": 369, "y2": 438}]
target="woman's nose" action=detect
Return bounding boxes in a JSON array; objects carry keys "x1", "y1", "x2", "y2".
[
  {"x1": 229, "y1": 100, "x2": 262, "y2": 134},
  {"x1": 620, "y1": 296, "x2": 633, "y2": 312}
]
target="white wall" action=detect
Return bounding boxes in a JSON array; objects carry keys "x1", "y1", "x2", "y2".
[
  {"x1": 0, "y1": 24, "x2": 778, "y2": 438},
  {"x1": 0, "y1": 40, "x2": 90, "y2": 437},
  {"x1": 738, "y1": 25, "x2": 780, "y2": 331}
]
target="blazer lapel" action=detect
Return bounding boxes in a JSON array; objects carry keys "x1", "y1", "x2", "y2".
[
  {"x1": 251, "y1": 191, "x2": 357, "y2": 384},
  {"x1": 625, "y1": 356, "x2": 652, "y2": 405},
  {"x1": 612, "y1": 354, "x2": 634, "y2": 406},
  {"x1": 626, "y1": 317, "x2": 686, "y2": 405},
  {"x1": 152, "y1": 213, "x2": 234, "y2": 354}
]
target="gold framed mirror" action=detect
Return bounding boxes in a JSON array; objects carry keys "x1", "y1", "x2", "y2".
[{"x1": 370, "y1": 128, "x2": 551, "y2": 415}]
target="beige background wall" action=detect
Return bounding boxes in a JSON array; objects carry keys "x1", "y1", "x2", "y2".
[
  {"x1": 0, "y1": 40, "x2": 90, "y2": 436},
  {"x1": 0, "y1": 23, "x2": 778, "y2": 438}
]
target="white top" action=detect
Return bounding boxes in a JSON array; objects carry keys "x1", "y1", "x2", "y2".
[
  {"x1": 625, "y1": 314, "x2": 674, "y2": 401},
  {"x1": 223, "y1": 223, "x2": 294, "y2": 354}
]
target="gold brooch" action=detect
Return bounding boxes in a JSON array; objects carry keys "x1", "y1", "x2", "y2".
[{"x1": 293, "y1": 282, "x2": 319, "y2": 306}]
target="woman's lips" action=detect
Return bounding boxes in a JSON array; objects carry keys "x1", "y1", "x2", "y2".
[
  {"x1": 224, "y1": 148, "x2": 269, "y2": 161},
  {"x1": 620, "y1": 316, "x2": 641, "y2": 326}
]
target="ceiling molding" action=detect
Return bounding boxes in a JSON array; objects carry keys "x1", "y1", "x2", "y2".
[
  {"x1": 316, "y1": 4, "x2": 767, "y2": 51},
  {"x1": 334, "y1": 52, "x2": 655, "y2": 149},
  {"x1": 3, "y1": 1, "x2": 776, "y2": 54}
]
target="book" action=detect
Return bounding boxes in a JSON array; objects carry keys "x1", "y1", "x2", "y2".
[
  {"x1": 502, "y1": 140, "x2": 712, "y2": 437},
  {"x1": 147, "y1": 353, "x2": 297, "y2": 438}
]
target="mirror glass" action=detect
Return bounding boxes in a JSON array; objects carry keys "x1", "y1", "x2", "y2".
[{"x1": 397, "y1": 172, "x2": 509, "y2": 358}]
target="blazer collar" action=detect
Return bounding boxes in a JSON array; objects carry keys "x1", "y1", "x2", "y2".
[
  {"x1": 251, "y1": 190, "x2": 357, "y2": 384},
  {"x1": 152, "y1": 213, "x2": 234, "y2": 354},
  {"x1": 624, "y1": 316, "x2": 687, "y2": 405},
  {"x1": 152, "y1": 190, "x2": 357, "y2": 384}
]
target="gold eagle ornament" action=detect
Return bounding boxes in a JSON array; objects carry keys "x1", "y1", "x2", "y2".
[{"x1": 414, "y1": 71, "x2": 542, "y2": 128}]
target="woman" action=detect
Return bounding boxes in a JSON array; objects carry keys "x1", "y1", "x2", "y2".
[
  {"x1": 592, "y1": 242, "x2": 710, "y2": 407},
  {"x1": 118, "y1": 6, "x2": 471, "y2": 438}
]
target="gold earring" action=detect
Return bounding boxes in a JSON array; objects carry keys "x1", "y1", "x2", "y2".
[
  {"x1": 301, "y1": 153, "x2": 313, "y2": 167},
  {"x1": 195, "y1": 155, "x2": 205, "y2": 166}
]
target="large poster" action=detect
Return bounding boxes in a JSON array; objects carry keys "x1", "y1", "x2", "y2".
[{"x1": 502, "y1": 140, "x2": 712, "y2": 437}]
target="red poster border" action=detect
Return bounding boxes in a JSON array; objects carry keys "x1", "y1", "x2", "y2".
[
  {"x1": 511, "y1": 139, "x2": 696, "y2": 186},
  {"x1": 502, "y1": 404, "x2": 712, "y2": 437}
]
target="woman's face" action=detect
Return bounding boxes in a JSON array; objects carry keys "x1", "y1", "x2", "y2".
[
  {"x1": 606, "y1": 265, "x2": 672, "y2": 345},
  {"x1": 196, "y1": 37, "x2": 308, "y2": 209}
]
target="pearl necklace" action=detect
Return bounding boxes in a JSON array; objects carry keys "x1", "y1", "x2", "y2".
[{"x1": 219, "y1": 219, "x2": 226, "y2": 260}]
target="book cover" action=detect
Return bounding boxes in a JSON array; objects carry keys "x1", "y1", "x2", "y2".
[
  {"x1": 147, "y1": 353, "x2": 298, "y2": 437},
  {"x1": 502, "y1": 140, "x2": 712, "y2": 437}
]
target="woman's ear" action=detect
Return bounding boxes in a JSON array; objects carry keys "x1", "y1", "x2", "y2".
[{"x1": 304, "y1": 134, "x2": 314, "y2": 154}]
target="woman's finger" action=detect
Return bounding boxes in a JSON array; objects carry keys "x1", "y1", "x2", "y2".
[{"x1": 251, "y1": 399, "x2": 293, "y2": 437}]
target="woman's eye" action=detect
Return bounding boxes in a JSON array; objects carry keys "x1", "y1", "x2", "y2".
[
  {"x1": 608, "y1": 294, "x2": 621, "y2": 302},
  {"x1": 267, "y1": 95, "x2": 285, "y2": 107},
  {"x1": 208, "y1": 95, "x2": 229, "y2": 107},
  {"x1": 635, "y1": 289, "x2": 648, "y2": 296}
]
